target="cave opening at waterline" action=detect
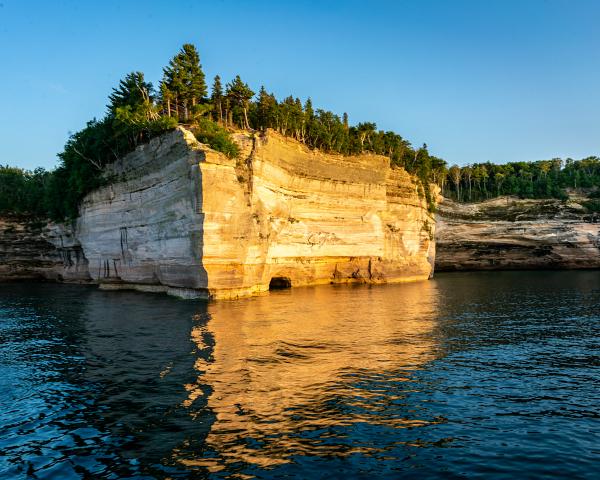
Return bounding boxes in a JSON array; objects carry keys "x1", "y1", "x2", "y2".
[{"x1": 269, "y1": 277, "x2": 292, "y2": 290}]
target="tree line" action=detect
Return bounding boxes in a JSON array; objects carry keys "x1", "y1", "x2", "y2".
[
  {"x1": 442, "y1": 157, "x2": 600, "y2": 203},
  {"x1": 3, "y1": 42, "x2": 599, "y2": 221},
  {"x1": 1, "y1": 43, "x2": 446, "y2": 219}
]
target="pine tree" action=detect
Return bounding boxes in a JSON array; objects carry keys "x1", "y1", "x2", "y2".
[
  {"x1": 159, "y1": 80, "x2": 174, "y2": 117},
  {"x1": 226, "y1": 75, "x2": 255, "y2": 129},
  {"x1": 160, "y1": 44, "x2": 207, "y2": 122},
  {"x1": 304, "y1": 98, "x2": 315, "y2": 147},
  {"x1": 108, "y1": 72, "x2": 153, "y2": 116},
  {"x1": 211, "y1": 75, "x2": 223, "y2": 123},
  {"x1": 180, "y1": 44, "x2": 206, "y2": 109},
  {"x1": 255, "y1": 86, "x2": 277, "y2": 130},
  {"x1": 356, "y1": 122, "x2": 376, "y2": 151}
]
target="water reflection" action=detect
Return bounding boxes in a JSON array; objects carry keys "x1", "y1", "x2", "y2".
[
  {"x1": 179, "y1": 281, "x2": 441, "y2": 470},
  {"x1": 2, "y1": 272, "x2": 599, "y2": 479}
]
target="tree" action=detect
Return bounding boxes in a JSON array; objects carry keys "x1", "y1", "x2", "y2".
[
  {"x1": 463, "y1": 165, "x2": 473, "y2": 201},
  {"x1": 253, "y1": 86, "x2": 278, "y2": 131},
  {"x1": 160, "y1": 43, "x2": 207, "y2": 121},
  {"x1": 226, "y1": 75, "x2": 254, "y2": 129},
  {"x1": 449, "y1": 165, "x2": 462, "y2": 201},
  {"x1": 108, "y1": 72, "x2": 154, "y2": 116},
  {"x1": 211, "y1": 75, "x2": 223, "y2": 123},
  {"x1": 356, "y1": 122, "x2": 377, "y2": 150}
]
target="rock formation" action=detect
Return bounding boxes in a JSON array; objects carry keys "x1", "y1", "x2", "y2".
[
  {"x1": 0, "y1": 127, "x2": 436, "y2": 299},
  {"x1": 0, "y1": 216, "x2": 90, "y2": 283},
  {"x1": 436, "y1": 196, "x2": 600, "y2": 270},
  {"x1": 0, "y1": 216, "x2": 63, "y2": 281}
]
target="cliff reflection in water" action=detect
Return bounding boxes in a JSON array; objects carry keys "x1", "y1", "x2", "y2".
[{"x1": 178, "y1": 281, "x2": 441, "y2": 470}]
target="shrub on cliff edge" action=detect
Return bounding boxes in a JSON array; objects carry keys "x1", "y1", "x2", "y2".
[{"x1": 191, "y1": 119, "x2": 240, "y2": 159}]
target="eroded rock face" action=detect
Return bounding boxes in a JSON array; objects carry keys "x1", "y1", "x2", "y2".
[
  {"x1": 39, "y1": 127, "x2": 435, "y2": 299},
  {"x1": 0, "y1": 216, "x2": 89, "y2": 282},
  {"x1": 436, "y1": 197, "x2": 600, "y2": 270},
  {"x1": 200, "y1": 130, "x2": 436, "y2": 298}
]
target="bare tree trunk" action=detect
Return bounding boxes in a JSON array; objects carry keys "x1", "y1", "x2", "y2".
[{"x1": 243, "y1": 107, "x2": 249, "y2": 130}]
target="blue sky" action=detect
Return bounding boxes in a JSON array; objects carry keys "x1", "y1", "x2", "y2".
[{"x1": 1, "y1": 0, "x2": 599, "y2": 169}]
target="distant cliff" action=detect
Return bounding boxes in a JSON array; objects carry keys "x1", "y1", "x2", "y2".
[
  {"x1": 436, "y1": 196, "x2": 600, "y2": 270},
  {"x1": 0, "y1": 216, "x2": 88, "y2": 282},
  {"x1": 0, "y1": 127, "x2": 436, "y2": 299}
]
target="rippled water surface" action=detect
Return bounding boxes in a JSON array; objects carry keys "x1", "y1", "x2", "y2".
[{"x1": 1, "y1": 271, "x2": 599, "y2": 479}]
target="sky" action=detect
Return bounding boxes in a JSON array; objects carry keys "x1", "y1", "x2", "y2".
[{"x1": 1, "y1": 0, "x2": 600, "y2": 170}]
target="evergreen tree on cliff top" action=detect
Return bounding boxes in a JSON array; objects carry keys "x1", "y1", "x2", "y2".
[
  {"x1": 160, "y1": 43, "x2": 207, "y2": 121},
  {"x1": 253, "y1": 86, "x2": 278, "y2": 131},
  {"x1": 108, "y1": 71, "x2": 154, "y2": 115},
  {"x1": 210, "y1": 75, "x2": 223, "y2": 123},
  {"x1": 226, "y1": 75, "x2": 254, "y2": 129}
]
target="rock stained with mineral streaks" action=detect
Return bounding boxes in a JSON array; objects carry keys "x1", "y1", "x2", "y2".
[{"x1": 0, "y1": 216, "x2": 89, "y2": 283}]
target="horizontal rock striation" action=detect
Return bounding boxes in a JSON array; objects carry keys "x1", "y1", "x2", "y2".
[
  {"x1": 0, "y1": 216, "x2": 89, "y2": 282},
  {"x1": 200, "y1": 130, "x2": 436, "y2": 298},
  {"x1": 436, "y1": 197, "x2": 600, "y2": 271},
  {"x1": 26, "y1": 127, "x2": 434, "y2": 299}
]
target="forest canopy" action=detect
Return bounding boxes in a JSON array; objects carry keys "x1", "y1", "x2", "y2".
[
  {"x1": 442, "y1": 158, "x2": 600, "y2": 203},
  {"x1": 1, "y1": 43, "x2": 598, "y2": 220}
]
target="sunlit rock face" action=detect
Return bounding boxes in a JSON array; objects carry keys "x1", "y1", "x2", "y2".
[
  {"x1": 436, "y1": 197, "x2": 600, "y2": 270},
  {"x1": 54, "y1": 127, "x2": 435, "y2": 299}
]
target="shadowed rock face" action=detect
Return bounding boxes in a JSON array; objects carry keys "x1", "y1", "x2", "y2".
[
  {"x1": 0, "y1": 216, "x2": 89, "y2": 282},
  {"x1": 436, "y1": 197, "x2": 600, "y2": 271},
  {"x1": 0, "y1": 216, "x2": 62, "y2": 281}
]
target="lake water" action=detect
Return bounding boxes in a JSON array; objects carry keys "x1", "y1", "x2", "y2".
[{"x1": 1, "y1": 271, "x2": 599, "y2": 479}]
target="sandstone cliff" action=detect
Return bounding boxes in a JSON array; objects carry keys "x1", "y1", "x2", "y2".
[
  {"x1": 1, "y1": 127, "x2": 435, "y2": 299},
  {"x1": 436, "y1": 196, "x2": 600, "y2": 270}
]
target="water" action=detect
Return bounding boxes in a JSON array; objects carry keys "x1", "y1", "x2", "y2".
[{"x1": 1, "y1": 271, "x2": 599, "y2": 479}]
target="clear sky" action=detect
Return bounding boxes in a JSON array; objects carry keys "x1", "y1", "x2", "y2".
[{"x1": 1, "y1": 0, "x2": 600, "y2": 170}]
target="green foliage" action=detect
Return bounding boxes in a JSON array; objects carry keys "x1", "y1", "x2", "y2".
[
  {"x1": 0, "y1": 166, "x2": 50, "y2": 216},
  {"x1": 210, "y1": 75, "x2": 224, "y2": 123},
  {"x1": 588, "y1": 189, "x2": 600, "y2": 199},
  {"x1": 4, "y1": 70, "x2": 177, "y2": 219},
  {"x1": 159, "y1": 43, "x2": 207, "y2": 121},
  {"x1": 0, "y1": 43, "x2": 451, "y2": 219},
  {"x1": 11, "y1": 41, "x2": 600, "y2": 221},
  {"x1": 225, "y1": 75, "x2": 254, "y2": 129},
  {"x1": 191, "y1": 118, "x2": 240, "y2": 159},
  {"x1": 108, "y1": 71, "x2": 154, "y2": 115},
  {"x1": 442, "y1": 157, "x2": 600, "y2": 203}
]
